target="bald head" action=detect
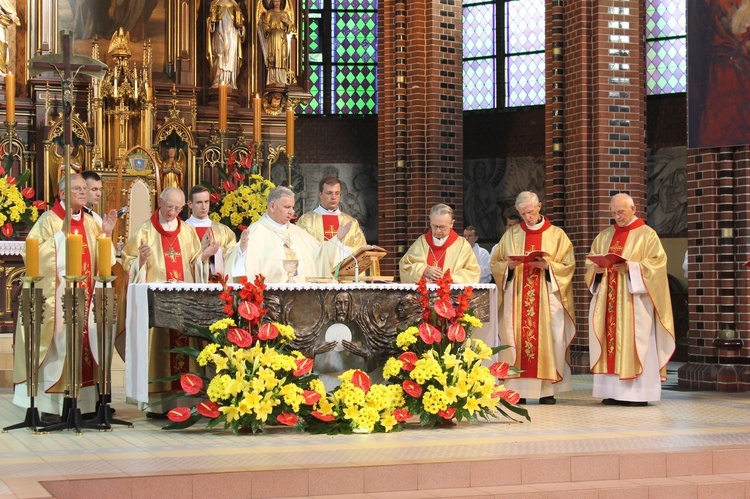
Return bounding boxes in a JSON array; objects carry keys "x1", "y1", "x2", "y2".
[{"x1": 610, "y1": 193, "x2": 636, "y2": 227}]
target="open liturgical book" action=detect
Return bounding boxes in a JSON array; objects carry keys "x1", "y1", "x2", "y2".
[
  {"x1": 507, "y1": 251, "x2": 550, "y2": 263},
  {"x1": 333, "y1": 245, "x2": 391, "y2": 281},
  {"x1": 586, "y1": 253, "x2": 628, "y2": 268}
]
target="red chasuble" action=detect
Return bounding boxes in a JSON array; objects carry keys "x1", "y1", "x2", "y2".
[
  {"x1": 603, "y1": 218, "x2": 646, "y2": 373},
  {"x1": 518, "y1": 217, "x2": 551, "y2": 378},
  {"x1": 425, "y1": 230, "x2": 459, "y2": 269},
  {"x1": 321, "y1": 214, "x2": 339, "y2": 240}
]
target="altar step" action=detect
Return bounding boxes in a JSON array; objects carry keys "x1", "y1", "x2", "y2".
[{"x1": 34, "y1": 447, "x2": 750, "y2": 498}]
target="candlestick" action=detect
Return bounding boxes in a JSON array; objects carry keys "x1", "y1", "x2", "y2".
[
  {"x1": 25, "y1": 237, "x2": 39, "y2": 277},
  {"x1": 5, "y1": 73, "x2": 15, "y2": 123},
  {"x1": 254, "y1": 93, "x2": 262, "y2": 143},
  {"x1": 113, "y1": 78, "x2": 118, "y2": 99},
  {"x1": 66, "y1": 234, "x2": 83, "y2": 276},
  {"x1": 286, "y1": 107, "x2": 295, "y2": 156},
  {"x1": 97, "y1": 237, "x2": 111, "y2": 277},
  {"x1": 218, "y1": 84, "x2": 228, "y2": 131}
]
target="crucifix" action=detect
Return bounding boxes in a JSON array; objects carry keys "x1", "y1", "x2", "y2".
[
  {"x1": 324, "y1": 224, "x2": 337, "y2": 240},
  {"x1": 165, "y1": 247, "x2": 181, "y2": 263}
]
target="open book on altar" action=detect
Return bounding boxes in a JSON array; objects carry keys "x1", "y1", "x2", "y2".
[
  {"x1": 508, "y1": 251, "x2": 550, "y2": 263},
  {"x1": 333, "y1": 245, "x2": 391, "y2": 281},
  {"x1": 586, "y1": 253, "x2": 627, "y2": 268}
]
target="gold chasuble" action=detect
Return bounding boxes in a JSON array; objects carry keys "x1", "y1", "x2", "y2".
[
  {"x1": 297, "y1": 210, "x2": 367, "y2": 248},
  {"x1": 12, "y1": 201, "x2": 112, "y2": 416},
  {"x1": 585, "y1": 220, "x2": 675, "y2": 381},
  {"x1": 399, "y1": 230, "x2": 480, "y2": 283},
  {"x1": 490, "y1": 220, "x2": 576, "y2": 394}
]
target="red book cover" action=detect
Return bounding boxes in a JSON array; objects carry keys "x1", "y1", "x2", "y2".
[
  {"x1": 508, "y1": 251, "x2": 550, "y2": 263},
  {"x1": 586, "y1": 253, "x2": 628, "y2": 269}
]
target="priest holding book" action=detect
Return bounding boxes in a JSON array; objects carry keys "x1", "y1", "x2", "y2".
[
  {"x1": 490, "y1": 191, "x2": 576, "y2": 405},
  {"x1": 585, "y1": 193, "x2": 675, "y2": 406}
]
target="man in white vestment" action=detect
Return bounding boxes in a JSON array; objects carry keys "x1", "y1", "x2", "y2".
[
  {"x1": 185, "y1": 185, "x2": 236, "y2": 277},
  {"x1": 463, "y1": 226, "x2": 491, "y2": 283},
  {"x1": 81, "y1": 170, "x2": 103, "y2": 227},
  {"x1": 226, "y1": 186, "x2": 350, "y2": 283}
]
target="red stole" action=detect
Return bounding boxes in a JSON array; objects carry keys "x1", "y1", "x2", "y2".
[
  {"x1": 518, "y1": 217, "x2": 551, "y2": 378},
  {"x1": 425, "y1": 230, "x2": 459, "y2": 269},
  {"x1": 321, "y1": 214, "x2": 339, "y2": 240},
  {"x1": 151, "y1": 211, "x2": 185, "y2": 282},
  {"x1": 194, "y1": 226, "x2": 210, "y2": 241},
  {"x1": 603, "y1": 218, "x2": 646, "y2": 373}
]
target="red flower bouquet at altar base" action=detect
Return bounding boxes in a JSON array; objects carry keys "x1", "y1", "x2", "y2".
[
  {"x1": 160, "y1": 275, "x2": 323, "y2": 434},
  {"x1": 382, "y1": 271, "x2": 530, "y2": 427},
  {"x1": 0, "y1": 153, "x2": 41, "y2": 239}
]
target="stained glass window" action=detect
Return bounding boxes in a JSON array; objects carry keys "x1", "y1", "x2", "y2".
[{"x1": 646, "y1": 0, "x2": 686, "y2": 94}]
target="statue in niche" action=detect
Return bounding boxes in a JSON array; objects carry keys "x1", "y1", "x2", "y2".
[
  {"x1": 0, "y1": 0, "x2": 19, "y2": 75},
  {"x1": 257, "y1": 0, "x2": 295, "y2": 87},
  {"x1": 207, "y1": 0, "x2": 246, "y2": 89},
  {"x1": 160, "y1": 146, "x2": 186, "y2": 191}
]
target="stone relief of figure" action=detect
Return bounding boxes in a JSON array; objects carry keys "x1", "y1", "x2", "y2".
[
  {"x1": 161, "y1": 146, "x2": 186, "y2": 191},
  {"x1": 647, "y1": 146, "x2": 687, "y2": 234},
  {"x1": 0, "y1": 0, "x2": 20, "y2": 75},
  {"x1": 207, "y1": 0, "x2": 246, "y2": 89},
  {"x1": 257, "y1": 0, "x2": 295, "y2": 87}
]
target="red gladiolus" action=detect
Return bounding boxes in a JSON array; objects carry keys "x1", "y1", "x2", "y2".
[
  {"x1": 293, "y1": 358, "x2": 313, "y2": 376},
  {"x1": 180, "y1": 373, "x2": 203, "y2": 395},
  {"x1": 223, "y1": 304, "x2": 235, "y2": 316},
  {"x1": 398, "y1": 351, "x2": 418, "y2": 372},
  {"x1": 434, "y1": 299, "x2": 456, "y2": 319},
  {"x1": 351, "y1": 370, "x2": 371, "y2": 393},
  {"x1": 490, "y1": 362, "x2": 510, "y2": 379},
  {"x1": 222, "y1": 180, "x2": 236, "y2": 192},
  {"x1": 32, "y1": 200, "x2": 47, "y2": 211},
  {"x1": 418, "y1": 322, "x2": 442, "y2": 345},
  {"x1": 438, "y1": 407, "x2": 456, "y2": 420},
  {"x1": 196, "y1": 401, "x2": 220, "y2": 418},
  {"x1": 238, "y1": 300, "x2": 260, "y2": 321},
  {"x1": 227, "y1": 327, "x2": 253, "y2": 348},
  {"x1": 227, "y1": 151, "x2": 237, "y2": 171},
  {"x1": 276, "y1": 413, "x2": 299, "y2": 426},
  {"x1": 167, "y1": 407, "x2": 191, "y2": 422},
  {"x1": 446, "y1": 322, "x2": 466, "y2": 342},
  {"x1": 312, "y1": 411, "x2": 336, "y2": 422},
  {"x1": 1, "y1": 223, "x2": 13, "y2": 238},
  {"x1": 402, "y1": 380, "x2": 422, "y2": 398},
  {"x1": 393, "y1": 408, "x2": 411, "y2": 422},
  {"x1": 302, "y1": 390, "x2": 321, "y2": 405},
  {"x1": 257, "y1": 323, "x2": 280, "y2": 340},
  {"x1": 210, "y1": 192, "x2": 222, "y2": 204},
  {"x1": 21, "y1": 187, "x2": 35, "y2": 199}
]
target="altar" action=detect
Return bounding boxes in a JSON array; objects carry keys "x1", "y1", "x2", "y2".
[{"x1": 125, "y1": 282, "x2": 498, "y2": 404}]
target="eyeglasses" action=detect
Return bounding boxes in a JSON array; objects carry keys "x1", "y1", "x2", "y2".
[
  {"x1": 430, "y1": 225, "x2": 451, "y2": 231},
  {"x1": 70, "y1": 186, "x2": 88, "y2": 192},
  {"x1": 164, "y1": 203, "x2": 184, "y2": 212}
]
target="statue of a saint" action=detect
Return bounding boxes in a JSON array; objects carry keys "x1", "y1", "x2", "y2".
[
  {"x1": 0, "y1": 0, "x2": 20, "y2": 75},
  {"x1": 161, "y1": 146, "x2": 185, "y2": 190},
  {"x1": 257, "y1": 0, "x2": 295, "y2": 87},
  {"x1": 207, "y1": 0, "x2": 246, "y2": 89}
]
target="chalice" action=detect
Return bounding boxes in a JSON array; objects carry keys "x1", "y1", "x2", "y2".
[{"x1": 282, "y1": 259, "x2": 299, "y2": 283}]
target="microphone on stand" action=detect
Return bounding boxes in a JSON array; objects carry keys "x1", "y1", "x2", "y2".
[{"x1": 116, "y1": 206, "x2": 129, "y2": 218}]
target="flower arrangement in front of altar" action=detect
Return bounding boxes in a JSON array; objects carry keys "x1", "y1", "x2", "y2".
[
  {"x1": 203, "y1": 146, "x2": 275, "y2": 235},
  {"x1": 382, "y1": 271, "x2": 530, "y2": 427},
  {"x1": 163, "y1": 275, "x2": 323, "y2": 434},
  {"x1": 0, "y1": 153, "x2": 44, "y2": 239}
]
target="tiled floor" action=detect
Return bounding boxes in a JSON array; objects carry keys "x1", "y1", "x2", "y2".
[{"x1": 1, "y1": 366, "x2": 750, "y2": 498}]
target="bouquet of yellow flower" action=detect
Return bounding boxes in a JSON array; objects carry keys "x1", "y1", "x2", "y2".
[
  {"x1": 383, "y1": 271, "x2": 530, "y2": 427},
  {"x1": 163, "y1": 276, "x2": 322, "y2": 434},
  {"x1": 203, "y1": 146, "x2": 275, "y2": 236},
  {"x1": 0, "y1": 154, "x2": 42, "y2": 239},
  {"x1": 306, "y1": 369, "x2": 411, "y2": 434}
]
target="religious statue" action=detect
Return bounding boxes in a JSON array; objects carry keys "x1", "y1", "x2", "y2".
[
  {"x1": 161, "y1": 146, "x2": 185, "y2": 190},
  {"x1": 207, "y1": 0, "x2": 246, "y2": 89},
  {"x1": 257, "y1": 0, "x2": 295, "y2": 87},
  {"x1": 0, "y1": 0, "x2": 20, "y2": 75}
]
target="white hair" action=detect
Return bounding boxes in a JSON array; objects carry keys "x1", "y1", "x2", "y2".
[
  {"x1": 429, "y1": 203, "x2": 454, "y2": 219},
  {"x1": 515, "y1": 191, "x2": 540, "y2": 210},
  {"x1": 267, "y1": 186, "x2": 295, "y2": 206}
]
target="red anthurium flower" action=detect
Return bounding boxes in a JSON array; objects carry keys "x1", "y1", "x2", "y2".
[
  {"x1": 293, "y1": 358, "x2": 314, "y2": 376},
  {"x1": 240, "y1": 153, "x2": 253, "y2": 169},
  {"x1": 0, "y1": 166, "x2": 5, "y2": 176},
  {"x1": 180, "y1": 373, "x2": 203, "y2": 395},
  {"x1": 302, "y1": 390, "x2": 321, "y2": 405},
  {"x1": 227, "y1": 327, "x2": 253, "y2": 348},
  {"x1": 196, "y1": 401, "x2": 220, "y2": 418},
  {"x1": 434, "y1": 299, "x2": 456, "y2": 319},
  {"x1": 21, "y1": 187, "x2": 35, "y2": 199},
  {"x1": 222, "y1": 180, "x2": 236, "y2": 192},
  {"x1": 418, "y1": 322, "x2": 442, "y2": 345},
  {"x1": 233, "y1": 171, "x2": 245, "y2": 182},
  {"x1": 493, "y1": 389, "x2": 521, "y2": 405},
  {"x1": 311, "y1": 411, "x2": 336, "y2": 422},
  {"x1": 210, "y1": 192, "x2": 222, "y2": 204},
  {"x1": 257, "y1": 323, "x2": 280, "y2": 341},
  {"x1": 398, "y1": 351, "x2": 418, "y2": 372},
  {"x1": 7, "y1": 176, "x2": 16, "y2": 185},
  {"x1": 1, "y1": 223, "x2": 13, "y2": 238},
  {"x1": 351, "y1": 370, "x2": 371, "y2": 393},
  {"x1": 438, "y1": 407, "x2": 456, "y2": 420},
  {"x1": 238, "y1": 300, "x2": 260, "y2": 321},
  {"x1": 167, "y1": 407, "x2": 191, "y2": 422},
  {"x1": 402, "y1": 380, "x2": 422, "y2": 398},
  {"x1": 32, "y1": 200, "x2": 47, "y2": 211},
  {"x1": 490, "y1": 362, "x2": 510, "y2": 379},
  {"x1": 393, "y1": 408, "x2": 411, "y2": 422},
  {"x1": 276, "y1": 413, "x2": 299, "y2": 426},
  {"x1": 446, "y1": 322, "x2": 466, "y2": 342}
]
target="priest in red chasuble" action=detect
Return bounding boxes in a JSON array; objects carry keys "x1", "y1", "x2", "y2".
[
  {"x1": 297, "y1": 176, "x2": 367, "y2": 249},
  {"x1": 13, "y1": 174, "x2": 117, "y2": 417},
  {"x1": 399, "y1": 203, "x2": 480, "y2": 283},
  {"x1": 490, "y1": 191, "x2": 576, "y2": 405},
  {"x1": 586, "y1": 193, "x2": 675, "y2": 406},
  {"x1": 185, "y1": 185, "x2": 236, "y2": 277},
  {"x1": 121, "y1": 187, "x2": 214, "y2": 414}
]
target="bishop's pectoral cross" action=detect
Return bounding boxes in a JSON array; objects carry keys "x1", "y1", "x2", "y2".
[
  {"x1": 165, "y1": 247, "x2": 181, "y2": 263},
  {"x1": 324, "y1": 224, "x2": 337, "y2": 240}
]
